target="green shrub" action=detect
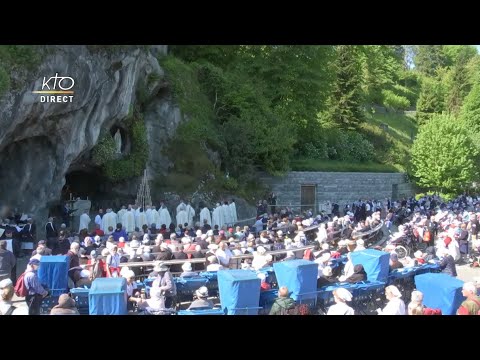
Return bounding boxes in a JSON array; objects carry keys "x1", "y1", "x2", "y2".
[
  {"x1": 91, "y1": 132, "x2": 117, "y2": 166},
  {"x1": 382, "y1": 89, "x2": 410, "y2": 111}
]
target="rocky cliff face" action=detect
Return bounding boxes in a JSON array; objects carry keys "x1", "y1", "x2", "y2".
[
  {"x1": 0, "y1": 45, "x2": 170, "y2": 227},
  {"x1": 0, "y1": 45, "x2": 257, "y2": 234}
]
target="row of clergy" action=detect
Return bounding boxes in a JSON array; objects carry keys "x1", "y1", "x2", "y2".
[{"x1": 79, "y1": 201, "x2": 238, "y2": 233}]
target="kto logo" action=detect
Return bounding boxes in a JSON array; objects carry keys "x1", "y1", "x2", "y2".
[{"x1": 32, "y1": 73, "x2": 75, "y2": 103}]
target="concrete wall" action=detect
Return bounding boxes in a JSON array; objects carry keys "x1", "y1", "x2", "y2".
[{"x1": 259, "y1": 171, "x2": 416, "y2": 211}]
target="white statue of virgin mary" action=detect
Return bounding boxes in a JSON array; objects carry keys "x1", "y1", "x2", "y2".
[{"x1": 114, "y1": 129, "x2": 122, "y2": 154}]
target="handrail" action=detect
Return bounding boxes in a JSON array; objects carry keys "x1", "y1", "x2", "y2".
[{"x1": 119, "y1": 244, "x2": 316, "y2": 268}]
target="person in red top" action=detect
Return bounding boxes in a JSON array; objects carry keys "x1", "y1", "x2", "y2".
[{"x1": 92, "y1": 224, "x2": 104, "y2": 237}]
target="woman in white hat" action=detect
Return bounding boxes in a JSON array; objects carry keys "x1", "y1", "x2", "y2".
[
  {"x1": 376, "y1": 285, "x2": 406, "y2": 315},
  {"x1": 327, "y1": 287, "x2": 354, "y2": 315},
  {"x1": 180, "y1": 262, "x2": 198, "y2": 278},
  {"x1": 187, "y1": 286, "x2": 214, "y2": 310},
  {"x1": 252, "y1": 246, "x2": 269, "y2": 270}
]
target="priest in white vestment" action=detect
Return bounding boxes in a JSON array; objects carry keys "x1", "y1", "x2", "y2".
[
  {"x1": 229, "y1": 199, "x2": 238, "y2": 225},
  {"x1": 222, "y1": 202, "x2": 232, "y2": 227},
  {"x1": 158, "y1": 203, "x2": 172, "y2": 228},
  {"x1": 176, "y1": 204, "x2": 188, "y2": 227},
  {"x1": 186, "y1": 202, "x2": 196, "y2": 227},
  {"x1": 79, "y1": 210, "x2": 91, "y2": 232},
  {"x1": 200, "y1": 205, "x2": 212, "y2": 226},
  {"x1": 122, "y1": 207, "x2": 135, "y2": 233}
]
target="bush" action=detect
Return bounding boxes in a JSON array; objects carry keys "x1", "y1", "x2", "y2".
[
  {"x1": 382, "y1": 89, "x2": 410, "y2": 111},
  {"x1": 91, "y1": 133, "x2": 117, "y2": 166}
]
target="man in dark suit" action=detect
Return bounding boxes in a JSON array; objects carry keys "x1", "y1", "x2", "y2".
[
  {"x1": 45, "y1": 217, "x2": 58, "y2": 253},
  {"x1": 21, "y1": 217, "x2": 36, "y2": 243}
]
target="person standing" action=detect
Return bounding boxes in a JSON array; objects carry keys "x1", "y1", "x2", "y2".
[
  {"x1": 45, "y1": 217, "x2": 58, "y2": 254},
  {"x1": 24, "y1": 258, "x2": 49, "y2": 315},
  {"x1": 0, "y1": 240, "x2": 16, "y2": 282},
  {"x1": 94, "y1": 209, "x2": 104, "y2": 231},
  {"x1": 79, "y1": 210, "x2": 91, "y2": 233}
]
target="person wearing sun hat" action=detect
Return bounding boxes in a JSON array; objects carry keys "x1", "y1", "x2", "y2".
[
  {"x1": 50, "y1": 293, "x2": 80, "y2": 315},
  {"x1": 327, "y1": 287, "x2": 354, "y2": 315},
  {"x1": 151, "y1": 262, "x2": 176, "y2": 308},
  {"x1": 188, "y1": 286, "x2": 215, "y2": 310},
  {"x1": 376, "y1": 285, "x2": 406, "y2": 315}
]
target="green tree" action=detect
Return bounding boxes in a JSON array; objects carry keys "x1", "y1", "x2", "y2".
[
  {"x1": 415, "y1": 45, "x2": 448, "y2": 76},
  {"x1": 445, "y1": 47, "x2": 476, "y2": 115},
  {"x1": 330, "y1": 45, "x2": 364, "y2": 129},
  {"x1": 442, "y1": 45, "x2": 477, "y2": 67},
  {"x1": 459, "y1": 81, "x2": 480, "y2": 147},
  {"x1": 416, "y1": 76, "x2": 445, "y2": 124},
  {"x1": 410, "y1": 113, "x2": 479, "y2": 194}
]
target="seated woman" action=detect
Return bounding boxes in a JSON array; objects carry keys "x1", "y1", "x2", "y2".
[
  {"x1": 180, "y1": 262, "x2": 198, "y2": 278},
  {"x1": 389, "y1": 252, "x2": 404, "y2": 271},
  {"x1": 327, "y1": 287, "x2": 354, "y2": 315},
  {"x1": 317, "y1": 266, "x2": 337, "y2": 288},
  {"x1": 344, "y1": 264, "x2": 367, "y2": 283},
  {"x1": 376, "y1": 285, "x2": 406, "y2": 315},
  {"x1": 123, "y1": 269, "x2": 139, "y2": 311},
  {"x1": 130, "y1": 286, "x2": 166, "y2": 315},
  {"x1": 187, "y1": 286, "x2": 215, "y2": 310}
]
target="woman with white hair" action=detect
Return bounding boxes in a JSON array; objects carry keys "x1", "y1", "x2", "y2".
[
  {"x1": 206, "y1": 256, "x2": 223, "y2": 271},
  {"x1": 327, "y1": 287, "x2": 354, "y2": 315},
  {"x1": 457, "y1": 282, "x2": 480, "y2": 315},
  {"x1": 376, "y1": 285, "x2": 406, "y2": 315},
  {"x1": 407, "y1": 290, "x2": 424, "y2": 315},
  {"x1": 123, "y1": 269, "x2": 139, "y2": 310}
]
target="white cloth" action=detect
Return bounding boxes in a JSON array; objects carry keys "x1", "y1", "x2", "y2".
[
  {"x1": 150, "y1": 209, "x2": 159, "y2": 228},
  {"x1": 122, "y1": 210, "x2": 135, "y2": 233},
  {"x1": 378, "y1": 298, "x2": 406, "y2": 315},
  {"x1": 222, "y1": 204, "x2": 232, "y2": 226},
  {"x1": 145, "y1": 209, "x2": 154, "y2": 227},
  {"x1": 229, "y1": 202, "x2": 238, "y2": 224},
  {"x1": 200, "y1": 207, "x2": 212, "y2": 226},
  {"x1": 79, "y1": 213, "x2": 91, "y2": 232},
  {"x1": 158, "y1": 207, "x2": 172, "y2": 228},
  {"x1": 212, "y1": 206, "x2": 224, "y2": 229},
  {"x1": 176, "y1": 210, "x2": 188, "y2": 227},
  {"x1": 186, "y1": 204, "x2": 196, "y2": 227},
  {"x1": 117, "y1": 209, "x2": 127, "y2": 224},
  {"x1": 327, "y1": 302, "x2": 355, "y2": 315},
  {"x1": 135, "y1": 212, "x2": 147, "y2": 229},
  {"x1": 102, "y1": 211, "x2": 117, "y2": 233},
  {"x1": 176, "y1": 202, "x2": 186, "y2": 216}
]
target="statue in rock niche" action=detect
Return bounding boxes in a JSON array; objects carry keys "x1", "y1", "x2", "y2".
[{"x1": 114, "y1": 129, "x2": 122, "y2": 154}]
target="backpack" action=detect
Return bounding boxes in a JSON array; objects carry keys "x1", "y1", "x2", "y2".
[
  {"x1": 423, "y1": 230, "x2": 431, "y2": 243},
  {"x1": 14, "y1": 272, "x2": 28, "y2": 298},
  {"x1": 280, "y1": 303, "x2": 310, "y2": 315}
]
